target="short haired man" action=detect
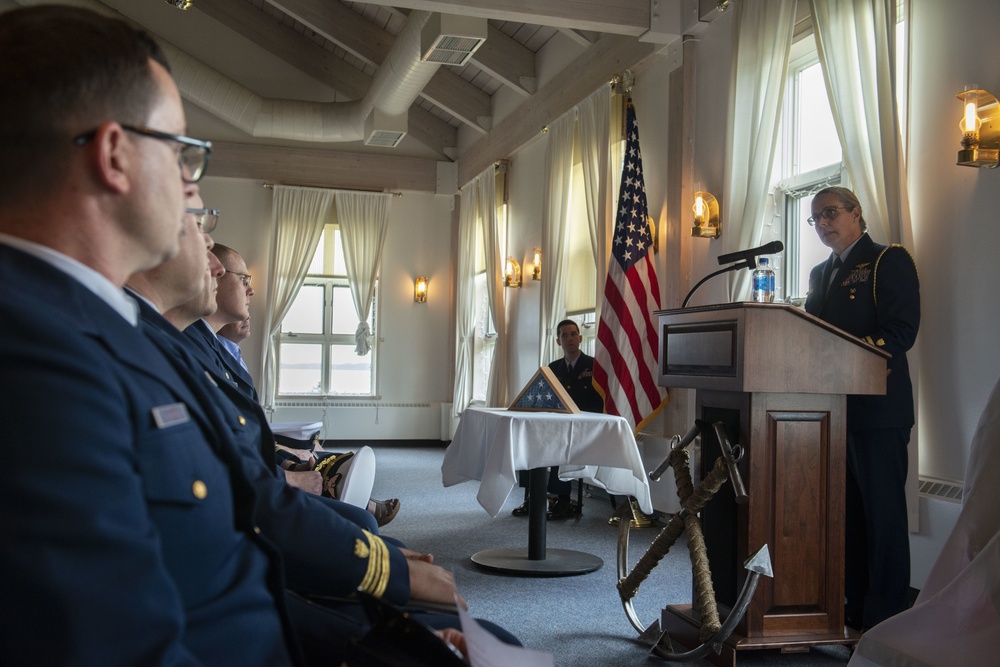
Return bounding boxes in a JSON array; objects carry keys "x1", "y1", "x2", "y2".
[
  {"x1": 126, "y1": 198, "x2": 513, "y2": 660},
  {"x1": 0, "y1": 8, "x2": 294, "y2": 664},
  {"x1": 187, "y1": 243, "x2": 259, "y2": 399},
  {"x1": 513, "y1": 319, "x2": 604, "y2": 520}
]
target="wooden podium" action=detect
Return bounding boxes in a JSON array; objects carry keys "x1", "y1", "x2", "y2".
[{"x1": 655, "y1": 303, "x2": 889, "y2": 664}]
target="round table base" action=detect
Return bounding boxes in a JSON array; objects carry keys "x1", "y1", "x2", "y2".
[{"x1": 471, "y1": 547, "x2": 603, "y2": 576}]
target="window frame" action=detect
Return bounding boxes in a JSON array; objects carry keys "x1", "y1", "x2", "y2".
[{"x1": 275, "y1": 228, "x2": 378, "y2": 399}]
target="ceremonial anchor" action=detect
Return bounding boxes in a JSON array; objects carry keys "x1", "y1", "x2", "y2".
[{"x1": 615, "y1": 420, "x2": 772, "y2": 661}]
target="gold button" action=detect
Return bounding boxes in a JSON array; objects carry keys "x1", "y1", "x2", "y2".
[
  {"x1": 254, "y1": 526, "x2": 262, "y2": 535},
  {"x1": 192, "y1": 480, "x2": 207, "y2": 500},
  {"x1": 238, "y1": 415, "x2": 246, "y2": 426}
]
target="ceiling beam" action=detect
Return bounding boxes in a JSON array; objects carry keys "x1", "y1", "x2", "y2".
[
  {"x1": 195, "y1": 0, "x2": 370, "y2": 98},
  {"x1": 475, "y1": 26, "x2": 536, "y2": 97},
  {"x1": 407, "y1": 106, "x2": 459, "y2": 159},
  {"x1": 358, "y1": 0, "x2": 651, "y2": 36},
  {"x1": 458, "y1": 34, "x2": 669, "y2": 186},
  {"x1": 268, "y1": 0, "x2": 493, "y2": 132},
  {"x1": 196, "y1": 0, "x2": 455, "y2": 156},
  {"x1": 209, "y1": 141, "x2": 440, "y2": 193},
  {"x1": 264, "y1": 0, "x2": 391, "y2": 65},
  {"x1": 422, "y1": 71, "x2": 491, "y2": 133}
]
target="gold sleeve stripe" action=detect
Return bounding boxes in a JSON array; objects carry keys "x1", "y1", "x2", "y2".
[{"x1": 357, "y1": 530, "x2": 391, "y2": 599}]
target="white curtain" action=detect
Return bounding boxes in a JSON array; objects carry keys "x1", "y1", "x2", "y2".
[
  {"x1": 810, "y1": 0, "x2": 918, "y2": 528},
  {"x1": 577, "y1": 85, "x2": 612, "y2": 328},
  {"x1": 723, "y1": 0, "x2": 797, "y2": 301},
  {"x1": 335, "y1": 191, "x2": 393, "y2": 355},
  {"x1": 810, "y1": 0, "x2": 909, "y2": 246},
  {"x1": 260, "y1": 185, "x2": 336, "y2": 411},
  {"x1": 478, "y1": 170, "x2": 507, "y2": 407},
  {"x1": 452, "y1": 188, "x2": 478, "y2": 416},
  {"x1": 538, "y1": 111, "x2": 577, "y2": 366}
]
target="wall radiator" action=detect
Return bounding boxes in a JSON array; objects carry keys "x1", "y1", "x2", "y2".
[
  {"x1": 909, "y1": 475, "x2": 965, "y2": 590},
  {"x1": 271, "y1": 402, "x2": 440, "y2": 441}
]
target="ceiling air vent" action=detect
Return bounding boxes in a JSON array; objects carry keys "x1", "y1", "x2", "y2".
[
  {"x1": 421, "y1": 14, "x2": 487, "y2": 67},
  {"x1": 363, "y1": 109, "x2": 407, "y2": 148}
]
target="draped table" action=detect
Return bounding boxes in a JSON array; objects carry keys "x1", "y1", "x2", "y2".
[{"x1": 441, "y1": 407, "x2": 652, "y2": 575}]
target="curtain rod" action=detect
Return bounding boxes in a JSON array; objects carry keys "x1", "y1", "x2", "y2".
[{"x1": 262, "y1": 182, "x2": 402, "y2": 197}]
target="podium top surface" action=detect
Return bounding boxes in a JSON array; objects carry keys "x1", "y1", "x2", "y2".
[{"x1": 655, "y1": 302, "x2": 889, "y2": 395}]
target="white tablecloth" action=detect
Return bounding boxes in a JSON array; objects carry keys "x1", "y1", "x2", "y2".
[{"x1": 441, "y1": 407, "x2": 652, "y2": 518}]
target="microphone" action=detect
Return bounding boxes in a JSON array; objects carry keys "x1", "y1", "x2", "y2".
[{"x1": 717, "y1": 240, "x2": 784, "y2": 266}]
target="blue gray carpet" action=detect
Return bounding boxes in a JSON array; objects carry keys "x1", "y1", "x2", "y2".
[{"x1": 369, "y1": 444, "x2": 853, "y2": 667}]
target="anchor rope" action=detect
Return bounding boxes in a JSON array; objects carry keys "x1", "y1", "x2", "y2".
[{"x1": 617, "y1": 449, "x2": 729, "y2": 603}]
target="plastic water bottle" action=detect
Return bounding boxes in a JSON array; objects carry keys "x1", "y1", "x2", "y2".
[{"x1": 751, "y1": 257, "x2": 775, "y2": 303}]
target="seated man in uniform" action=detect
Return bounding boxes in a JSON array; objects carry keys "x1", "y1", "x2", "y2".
[{"x1": 513, "y1": 318, "x2": 604, "y2": 519}]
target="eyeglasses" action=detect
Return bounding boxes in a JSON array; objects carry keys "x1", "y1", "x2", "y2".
[
  {"x1": 225, "y1": 270, "x2": 252, "y2": 288},
  {"x1": 185, "y1": 207, "x2": 220, "y2": 234},
  {"x1": 806, "y1": 205, "x2": 853, "y2": 226},
  {"x1": 73, "y1": 124, "x2": 212, "y2": 183}
]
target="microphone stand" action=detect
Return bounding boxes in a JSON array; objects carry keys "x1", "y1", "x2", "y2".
[{"x1": 682, "y1": 260, "x2": 753, "y2": 308}]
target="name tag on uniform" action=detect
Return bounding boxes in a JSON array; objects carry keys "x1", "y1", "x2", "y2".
[{"x1": 152, "y1": 402, "x2": 190, "y2": 429}]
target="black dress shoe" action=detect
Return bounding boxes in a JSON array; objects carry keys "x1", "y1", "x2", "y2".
[
  {"x1": 511, "y1": 500, "x2": 529, "y2": 516},
  {"x1": 547, "y1": 497, "x2": 580, "y2": 520}
]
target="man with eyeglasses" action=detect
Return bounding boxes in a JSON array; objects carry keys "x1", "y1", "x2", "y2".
[
  {"x1": 804, "y1": 186, "x2": 920, "y2": 631},
  {"x1": 186, "y1": 243, "x2": 259, "y2": 400},
  {"x1": 125, "y1": 198, "x2": 513, "y2": 662},
  {"x1": 0, "y1": 7, "x2": 297, "y2": 665}
]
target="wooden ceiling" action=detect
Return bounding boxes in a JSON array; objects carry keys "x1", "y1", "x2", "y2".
[{"x1": 5, "y1": 0, "x2": 708, "y2": 190}]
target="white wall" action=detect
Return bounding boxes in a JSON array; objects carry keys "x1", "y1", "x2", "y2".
[{"x1": 908, "y1": 0, "x2": 1000, "y2": 482}]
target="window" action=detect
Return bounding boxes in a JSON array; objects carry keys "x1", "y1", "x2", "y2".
[
  {"x1": 471, "y1": 271, "x2": 495, "y2": 403},
  {"x1": 470, "y1": 169, "x2": 506, "y2": 403},
  {"x1": 776, "y1": 34, "x2": 845, "y2": 300},
  {"x1": 277, "y1": 225, "x2": 376, "y2": 396},
  {"x1": 777, "y1": 4, "x2": 908, "y2": 300},
  {"x1": 569, "y1": 309, "x2": 597, "y2": 356}
]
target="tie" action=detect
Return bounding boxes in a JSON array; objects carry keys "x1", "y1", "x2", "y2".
[
  {"x1": 827, "y1": 257, "x2": 843, "y2": 296},
  {"x1": 234, "y1": 346, "x2": 249, "y2": 372}
]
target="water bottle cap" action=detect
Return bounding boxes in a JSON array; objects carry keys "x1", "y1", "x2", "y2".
[{"x1": 759, "y1": 257, "x2": 768, "y2": 265}]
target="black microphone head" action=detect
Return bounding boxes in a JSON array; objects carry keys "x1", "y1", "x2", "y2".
[{"x1": 762, "y1": 240, "x2": 784, "y2": 255}]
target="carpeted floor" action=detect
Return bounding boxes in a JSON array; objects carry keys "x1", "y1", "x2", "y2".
[{"x1": 369, "y1": 443, "x2": 853, "y2": 667}]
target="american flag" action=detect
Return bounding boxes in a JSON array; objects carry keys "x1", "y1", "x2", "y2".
[{"x1": 593, "y1": 99, "x2": 668, "y2": 431}]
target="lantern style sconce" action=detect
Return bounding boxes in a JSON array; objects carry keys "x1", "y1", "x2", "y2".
[
  {"x1": 164, "y1": 0, "x2": 192, "y2": 8},
  {"x1": 504, "y1": 257, "x2": 522, "y2": 288},
  {"x1": 414, "y1": 276, "x2": 428, "y2": 303},
  {"x1": 957, "y1": 87, "x2": 999, "y2": 168},
  {"x1": 692, "y1": 191, "x2": 721, "y2": 238},
  {"x1": 531, "y1": 248, "x2": 542, "y2": 280}
]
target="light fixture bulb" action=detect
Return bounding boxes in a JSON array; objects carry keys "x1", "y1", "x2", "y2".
[
  {"x1": 693, "y1": 195, "x2": 706, "y2": 224},
  {"x1": 958, "y1": 90, "x2": 983, "y2": 140}
]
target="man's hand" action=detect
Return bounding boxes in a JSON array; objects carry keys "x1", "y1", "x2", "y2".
[
  {"x1": 435, "y1": 628, "x2": 467, "y2": 659},
  {"x1": 407, "y1": 559, "x2": 467, "y2": 608},
  {"x1": 399, "y1": 547, "x2": 434, "y2": 563},
  {"x1": 282, "y1": 469, "x2": 323, "y2": 496}
]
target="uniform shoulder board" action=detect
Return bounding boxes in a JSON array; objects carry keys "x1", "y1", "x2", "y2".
[{"x1": 872, "y1": 244, "x2": 918, "y2": 307}]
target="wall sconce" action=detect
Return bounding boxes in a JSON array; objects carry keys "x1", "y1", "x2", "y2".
[
  {"x1": 957, "y1": 88, "x2": 999, "y2": 168},
  {"x1": 504, "y1": 257, "x2": 522, "y2": 288},
  {"x1": 414, "y1": 276, "x2": 428, "y2": 303},
  {"x1": 531, "y1": 248, "x2": 542, "y2": 280},
  {"x1": 164, "y1": 0, "x2": 192, "y2": 8},
  {"x1": 692, "y1": 191, "x2": 721, "y2": 238}
]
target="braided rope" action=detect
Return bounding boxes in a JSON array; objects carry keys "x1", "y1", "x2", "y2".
[
  {"x1": 685, "y1": 513, "x2": 721, "y2": 641},
  {"x1": 618, "y1": 447, "x2": 731, "y2": 644}
]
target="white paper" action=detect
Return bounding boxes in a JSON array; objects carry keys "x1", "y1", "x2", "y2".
[{"x1": 457, "y1": 600, "x2": 554, "y2": 667}]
